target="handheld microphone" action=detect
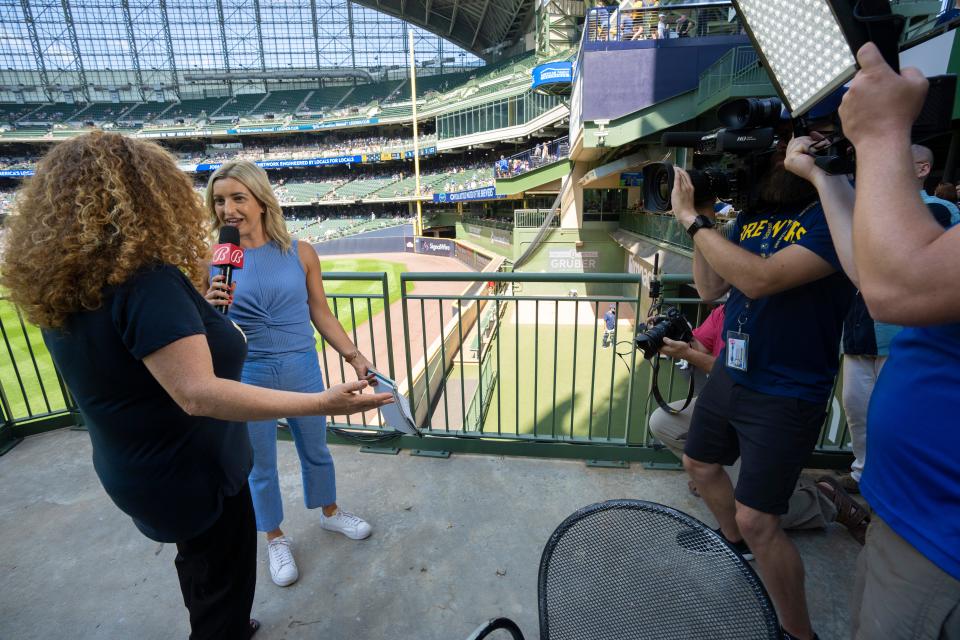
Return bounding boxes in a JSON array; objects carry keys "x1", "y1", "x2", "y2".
[{"x1": 211, "y1": 225, "x2": 244, "y2": 315}]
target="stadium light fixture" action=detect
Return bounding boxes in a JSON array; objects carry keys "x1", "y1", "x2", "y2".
[{"x1": 732, "y1": 0, "x2": 903, "y2": 116}]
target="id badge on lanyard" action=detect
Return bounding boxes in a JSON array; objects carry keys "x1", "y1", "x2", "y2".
[{"x1": 726, "y1": 303, "x2": 750, "y2": 372}]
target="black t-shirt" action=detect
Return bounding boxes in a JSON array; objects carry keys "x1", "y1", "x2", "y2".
[{"x1": 43, "y1": 265, "x2": 252, "y2": 543}]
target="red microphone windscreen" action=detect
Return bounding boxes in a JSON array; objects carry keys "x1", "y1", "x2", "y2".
[{"x1": 212, "y1": 226, "x2": 244, "y2": 269}]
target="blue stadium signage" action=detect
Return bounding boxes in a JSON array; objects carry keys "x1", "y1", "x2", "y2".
[
  {"x1": 531, "y1": 62, "x2": 573, "y2": 90},
  {"x1": 194, "y1": 155, "x2": 362, "y2": 172},
  {"x1": 433, "y1": 186, "x2": 502, "y2": 203},
  {"x1": 227, "y1": 118, "x2": 380, "y2": 136},
  {"x1": 0, "y1": 169, "x2": 34, "y2": 177}
]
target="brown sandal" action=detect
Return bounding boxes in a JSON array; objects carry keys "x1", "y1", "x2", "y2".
[{"x1": 816, "y1": 476, "x2": 870, "y2": 545}]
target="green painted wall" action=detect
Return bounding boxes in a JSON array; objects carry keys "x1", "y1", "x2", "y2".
[
  {"x1": 428, "y1": 212, "x2": 461, "y2": 228},
  {"x1": 514, "y1": 224, "x2": 628, "y2": 297},
  {"x1": 455, "y1": 222, "x2": 516, "y2": 259}
]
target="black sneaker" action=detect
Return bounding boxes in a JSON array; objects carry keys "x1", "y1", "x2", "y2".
[
  {"x1": 719, "y1": 529, "x2": 754, "y2": 561},
  {"x1": 677, "y1": 527, "x2": 754, "y2": 561}
]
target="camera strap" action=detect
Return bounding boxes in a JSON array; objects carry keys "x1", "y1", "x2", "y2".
[{"x1": 650, "y1": 355, "x2": 696, "y2": 415}]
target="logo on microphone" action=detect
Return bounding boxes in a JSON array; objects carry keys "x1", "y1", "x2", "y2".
[{"x1": 212, "y1": 243, "x2": 245, "y2": 269}]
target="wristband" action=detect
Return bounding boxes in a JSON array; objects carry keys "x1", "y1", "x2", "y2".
[{"x1": 344, "y1": 349, "x2": 361, "y2": 364}]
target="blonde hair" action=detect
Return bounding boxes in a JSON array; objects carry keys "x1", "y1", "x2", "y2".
[
  {"x1": 205, "y1": 160, "x2": 291, "y2": 253},
  {"x1": 0, "y1": 132, "x2": 209, "y2": 328}
]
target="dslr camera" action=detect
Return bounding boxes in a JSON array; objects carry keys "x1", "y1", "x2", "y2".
[
  {"x1": 635, "y1": 306, "x2": 693, "y2": 360},
  {"x1": 642, "y1": 96, "x2": 785, "y2": 214}
]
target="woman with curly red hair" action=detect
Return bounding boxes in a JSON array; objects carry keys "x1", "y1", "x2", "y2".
[{"x1": 0, "y1": 132, "x2": 391, "y2": 639}]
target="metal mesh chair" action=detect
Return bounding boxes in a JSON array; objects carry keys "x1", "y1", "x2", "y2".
[{"x1": 467, "y1": 499, "x2": 781, "y2": 640}]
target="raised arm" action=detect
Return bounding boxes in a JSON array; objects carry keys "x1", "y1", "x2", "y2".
[
  {"x1": 670, "y1": 170, "x2": 730, "y2": 300},
  {"x1": 785, "y1": 136, "x2": 859, "y2": 286},
  {"x1": 841, "y1": 43, "x2": 960, "y2": 324},
  {"x1": 693, "y1": 243, "x2": 730, "y2": 301},
  {"x1": 672, "y1": 168, "x2": 836, "y2": 300}
]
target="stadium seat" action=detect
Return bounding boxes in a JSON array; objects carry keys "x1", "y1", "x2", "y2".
[
  {"x1": 215, "y1": 93, "x2": 267, "y2": 118},
  {"x1": 249, "y1": 90, "x2": 312, "y2": 117}
]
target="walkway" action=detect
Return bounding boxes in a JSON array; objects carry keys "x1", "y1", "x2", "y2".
[{"x1": 0, "y1": 429, "x2": 861, "y2": 639}]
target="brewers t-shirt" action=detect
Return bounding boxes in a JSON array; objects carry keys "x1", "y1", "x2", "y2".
[
  {"x1": 722, "y1": 202, "x2": 854, "y2": 404},
  {"x1": 43, "y1": 265, "x2": 252, "y2": 543}
]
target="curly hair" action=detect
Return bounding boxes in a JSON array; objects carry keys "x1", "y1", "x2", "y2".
[{"x1": 0, "y1": 131, "x2": 210, "y2": 328}]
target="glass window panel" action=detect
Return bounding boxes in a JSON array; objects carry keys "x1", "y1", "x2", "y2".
[
  {"x1": 0, "y1": 2, "x2": 36, "y2": 71},
  {"x1": 4, "y1": 0, "x2": 484, "y2": 99}
]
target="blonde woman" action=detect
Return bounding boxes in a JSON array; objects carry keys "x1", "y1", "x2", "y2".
[
  {"x1": 204, "y1": 160, "x2": 377, "y2": 588},
  {"x1": 0, "y1": 133, "x2": 390, "y2": 639}
]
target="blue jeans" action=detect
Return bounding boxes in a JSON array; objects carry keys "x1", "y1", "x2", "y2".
[{"x1": 241, "y1": 350, "x2": 336, "y2": 533}]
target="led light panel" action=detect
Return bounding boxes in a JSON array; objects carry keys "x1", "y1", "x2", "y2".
[{"x1": 734, "y1": 0, "x2": 858, "y2": 116}]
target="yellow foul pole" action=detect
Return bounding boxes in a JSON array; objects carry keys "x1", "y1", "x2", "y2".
[{"x1": 408, "y1": 28, "x2": 423, "y2": 237}]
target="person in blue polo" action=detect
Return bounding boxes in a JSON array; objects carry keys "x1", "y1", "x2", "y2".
[{"x1": 787, "y1": 44, "x2": 960, "y2": 638}]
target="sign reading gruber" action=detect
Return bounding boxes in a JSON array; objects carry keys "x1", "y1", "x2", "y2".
[
  {"x1": 548, "y1": 248, "x2": 599, "y2": 271},
  {"x1": 415, "y1": 237, "x2": 455, "y2": 257}
]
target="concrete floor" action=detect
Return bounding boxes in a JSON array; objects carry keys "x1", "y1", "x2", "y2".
[{"x1": 0, "y1": 429, "x2": 861, "y2": 639}]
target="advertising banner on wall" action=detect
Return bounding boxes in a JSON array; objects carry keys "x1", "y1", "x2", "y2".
[
  {"x1": 433, "y1": 185, "x2": 502, "y2": 203},
  {"x1": 226, "y1": 118, "x2": 380, "y2": 135},
  {"x1": 531, "y1": 61, "x2": 574, "y2": 90},
  {"x1": 415, "y1": 237, "x2": 456, "y2": 257},
  {"x1": 548, "y1": 248, "x2": 600, "y2": 271},
  {"x1": 194, "y1": 155, "x2": 362, "y2": 172}
]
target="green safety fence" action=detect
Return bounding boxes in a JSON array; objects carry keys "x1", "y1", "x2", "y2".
[{"x1": 1, "y1": 271, "x2": 852, "y2": 469}]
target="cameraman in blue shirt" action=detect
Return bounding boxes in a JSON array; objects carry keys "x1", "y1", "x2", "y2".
[{"x1": 670, "y1": 115, "x2": 853, "y2": 640}]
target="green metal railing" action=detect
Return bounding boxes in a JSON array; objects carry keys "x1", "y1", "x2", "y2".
[
  {"x1": 398, "y1": 272, "x2": 655, "y2": 451},
  {"x1": 463, "y1": 216, "x2": 514, "y2": 231},
  {"x1": 315, "y1": 273, "x2": 395, "y2": 430},
  {"x1": 1, "y1": 270, "x2": 852, "y2": 468},
  {"x1": 620, "y1": 213, "x2": 695, "y2": 251},
  {"x1": 515, "y1": 209, "x2": 561, "y2": 229},
  {"x1": 620, "y1": 213, "x2": 735, "y2": 252},
  {"x1": 696, "y1": 45, "x2": 775, "y2": 110},
  {"x1": 0, "y1": 295, "x2": 79, "y2": 453}
]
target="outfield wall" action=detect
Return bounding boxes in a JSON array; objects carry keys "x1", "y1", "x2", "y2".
[
  {"x1": 401, "y1": 241, "x2": 505, "y2": 426},
  {"x1": 311, "y1": 224, "x2": 414, "y2": 255}
]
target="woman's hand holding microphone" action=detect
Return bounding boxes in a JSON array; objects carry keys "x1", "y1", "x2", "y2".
[{"x1": 205, "y1": 274, "x2": 234, "y2": 308}]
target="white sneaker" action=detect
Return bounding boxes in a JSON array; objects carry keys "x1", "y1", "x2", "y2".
[
  {"x1": 266, "y1": 536, "x2": 299, "y2": 587},
  {"x1": 319, "y1": 508, "x2": 372, "y2": 540}
]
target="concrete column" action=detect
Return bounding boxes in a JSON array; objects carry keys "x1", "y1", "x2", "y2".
[{"x1": 559, "y1": 159, "x2": 591, "y2": 229}]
